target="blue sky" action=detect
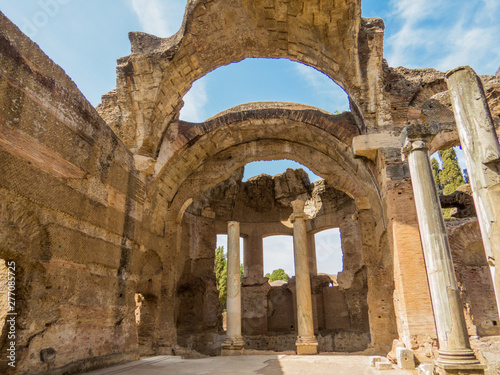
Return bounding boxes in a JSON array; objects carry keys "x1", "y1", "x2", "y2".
[{"x1": 1, "y1": 0, "x2": 499, "y2": 276}]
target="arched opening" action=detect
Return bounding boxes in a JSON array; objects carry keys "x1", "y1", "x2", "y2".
[
  {"x1": 179, "y1": 58, "x2": 350, "y2": 123},
  {"x1": 146, "y1": 106, "x2": 394, "y2": 353}
]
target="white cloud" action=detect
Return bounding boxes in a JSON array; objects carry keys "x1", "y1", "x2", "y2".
[
  {"x1": 392, "y1": 0, "x2": 440, "y2": 22},
  {"x1": 130, "y1": 0, "x2": 185, "y2": 37},
  {"x1": 385, "y1": 0, "x2": 500, "y2": 75},
  {"x1": 180, "y1": 79, "x2": 208, "y2": 122}
]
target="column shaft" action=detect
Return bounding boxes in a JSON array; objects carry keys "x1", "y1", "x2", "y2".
[
  {"x1": 221, "y1": 221, "x2": 244, "y2": 354},
  {"x1": 307, "y1": 233, "x2": 318, "y2": 276},
  {"x1": 404, "y1": 137, "x2": 482, "y2": 370},
  {"x1": 446, "y1": 66, "x2": 500, "y2": 314},
  {"x1": 290, "y1": 200, "x2": 318, "y2": 355}
]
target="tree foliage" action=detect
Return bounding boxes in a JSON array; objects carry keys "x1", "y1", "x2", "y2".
[
  {"x1": 438, "y1": 148, "x2": 465, "y2": 195},
  {"x1": 431, "y1": 157, "x2": 442, "y2": 193},
  {"x1": 432, "y1": 148, "x2": 466, "y2": 219},
  {"x1": 265, "y1": 268, "x2": 290, "y2": 282},
  {"x1": 215, "y1": 246, "x2": 227, "y2": 308},
  {"x1": 215, "y1": 247, "x2": 245, "y2": 309}
]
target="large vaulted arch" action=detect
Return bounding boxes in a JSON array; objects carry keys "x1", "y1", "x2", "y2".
[
  {"x1": 142, "y1": 103, "x2": 383, "y2": 229},
  {"x1": 98, "y1": 0, "x2": 388, "y2": 156}
]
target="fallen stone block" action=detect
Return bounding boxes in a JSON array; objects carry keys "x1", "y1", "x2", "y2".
[
  {"x1": 396, "y1": 347, "x2": 415, "y2": 369},
  {"x1": 370, "y1": 356, "x2": 384, "y2": 367}
]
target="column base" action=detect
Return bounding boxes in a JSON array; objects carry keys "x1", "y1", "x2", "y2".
[
  {"x1": 221, "y1": 336, "x2": 245, "y2": 356},
  {"x1": 296, "y1": 336, "x2": 318, "y2": 355},
  {"x1": 436, "y1": 349, "x2": 485, "y2": 374}
]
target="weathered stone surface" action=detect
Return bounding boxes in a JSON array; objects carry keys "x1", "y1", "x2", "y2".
[
  {"x1": 0, "y1": 1, "x2": 499, "y2": 373},
  {"x1": 396, "y1": 347, "x2": 415, "y2": 369}
]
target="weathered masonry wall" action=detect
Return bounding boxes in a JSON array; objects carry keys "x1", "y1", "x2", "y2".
[{"x1": 0, "y1": 13, "x2": 167, "y2": 374}]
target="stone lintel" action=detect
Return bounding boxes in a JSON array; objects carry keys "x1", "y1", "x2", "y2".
[{"x1": 352, "y1": 133, "x2": 401, "y2": 160}]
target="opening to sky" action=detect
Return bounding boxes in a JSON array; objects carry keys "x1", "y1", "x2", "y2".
[
  {"x1": 315, "y1": 228, "x2": 343, "y2": 275},
  {"x1": 263, "y1": 235, "x2": 295, "y2": 277},
  {"x1": 243, "y1": 160, "x2": 321, "y2": 183},
  {"x1": 180, "y1": 58, "x2": 350, "y2": 123}
]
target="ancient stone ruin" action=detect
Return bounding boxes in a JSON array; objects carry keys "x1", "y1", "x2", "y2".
[{"x1": 0, "y1": 0, "x2": 500, "y2": 374}]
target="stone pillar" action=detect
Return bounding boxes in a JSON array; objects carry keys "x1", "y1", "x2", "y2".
[
  {"x1": 307, "y1": 233, "x2": 318, "y2": 276},
  {"x1": 290, "y1": 200, "x2": 318, "y2": 355},
  {"x1": 446, "y1": 66, "x2": 500, "y2": 314},
  {"x1": 221, "y1": 221, "x2": 244, "y2": 355},
  {"x1": 241, "y1": 229, "x2": 269, "y2": 335},
  {"x1": 402, "y1": 125, "x2": 483, "y2": 373},
  {"x1": 243, "y1": 232, "x2": 264, "y2": 282}
]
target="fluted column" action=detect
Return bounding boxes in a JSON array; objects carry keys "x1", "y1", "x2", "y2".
[
  {"x1": 446, "y1": 66, "x2": 500, "y2": 314},
  {"x1": 221, "y1": 221, "x2": 244, "y2": 355},
  {"x1": 290, "y1": 200, "x2": 318, "y2": 355},
  {"x1": 402, "y1": 126, "x2": 483, "y2": 372}
]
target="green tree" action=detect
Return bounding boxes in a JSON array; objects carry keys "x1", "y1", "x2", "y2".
[
  {"x1": 215, "y1": 246, "x2": 227, "y2": 308},
  {"x1": 438, "y1": 148, "x2": 465, "y2": 195},
  {"x1": 438, "y1": 148, "x2": 465, "y2": 219},
  {"x1": 431, "y1": 157, "x2": 442, "y2": 193},
  {"x1": 265, "y1": 268, "x2": 290, "y2": 282},
  {"x1": 240, "y1": 263, "x2": 244, "y2": 281}
]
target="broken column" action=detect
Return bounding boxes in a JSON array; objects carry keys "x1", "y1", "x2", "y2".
[
  {"x1": 402, "y1": 124, "x2": 483, "y2": 373},
  {"x1": 221, "y1": 221, "x2": 245, "y2": 355},
  {"x1": 290, "y1": 200, "x2": 318, "y2": 355},
  {"x1": 446, "y1": 66, "x2": 500, "y2": 313}
]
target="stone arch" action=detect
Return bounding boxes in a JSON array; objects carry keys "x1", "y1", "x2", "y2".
[
  {"x1": 103, "y1": 0, "x2": 387, "y2": 155},
  {"x1": 145, "y1": 104, "x2": 382, "y2": 231}
]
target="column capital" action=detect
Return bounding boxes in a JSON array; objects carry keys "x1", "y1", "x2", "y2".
[
  {"x1": 401, "y1": 123, "x2": 440, "y2": 158},
  {"x1": 290, "y1": 199, "x2": 310, "y2": 223},
  {"x1": 290, "y1": 212, "x2": 309, "y2": 224}
]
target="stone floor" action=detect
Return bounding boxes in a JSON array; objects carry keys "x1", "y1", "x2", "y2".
[{"x1": 84, "y1": 355, "x2": 414, "y2": 375}]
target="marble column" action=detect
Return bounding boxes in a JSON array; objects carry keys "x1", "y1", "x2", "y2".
[
  {"x1": 221, "y1": 221, "x2": 245, "y2": 355},
  {"x1": 402, "y1": 126, "x2": 483, "y2": 372},
  {"x1": 446, "y1": 66, "x2": 500, "y2": 314},
  {"x1": 290, "y1": 200, "x2": 318, "y2": 355}
]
